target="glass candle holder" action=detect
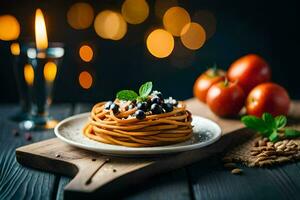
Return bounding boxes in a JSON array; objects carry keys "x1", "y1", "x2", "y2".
[{"x1": 20, "y1": 42, "x2": 64, "y2": 130}]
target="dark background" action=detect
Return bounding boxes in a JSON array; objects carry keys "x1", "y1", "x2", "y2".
[{"x1": 0, "y1": 0, "x2": 299, "y2": 103}]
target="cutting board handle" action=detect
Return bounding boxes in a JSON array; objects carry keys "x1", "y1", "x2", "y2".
[{"x1": 65, "y1": 157, "x2": 111, "y2": 193}]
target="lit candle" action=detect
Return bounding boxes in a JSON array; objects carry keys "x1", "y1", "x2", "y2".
[
  {"x1": 35, "y1": 9, "x2": 48, "y2": 50},
  {"x1": 21, "y1": 8, "x2": 64, "y2": 130}
]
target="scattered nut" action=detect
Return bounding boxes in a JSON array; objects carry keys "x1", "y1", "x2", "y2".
[
  {"x1": 231, "y1": 168, "x2": 243, "y2": 175},
  {"x1": 254, "y1": 156, "x2": 269, "y2": 163},
  {"x1": 258, "y1": 160, "x2": 274, "y2": 167},
  {"x1": 250, "y1": 151, "x2": 260, "y2": 156},
  {"x1": 284, "y1": 147, "x2": 291, "y2": 152},
  {"x1": 267, "y1": 142, "x2": 274, "y2": 148},
  {"x1": 274, "y1": 141, "x2": 283, "y2": 148},
  {"x1": 258, "y1": 140, "x2": 267, "y2": 147},
  {"x1": 277, "y1": 145, "x2": 286, "y2": 151},
  {"x1": 287, "y1": 140, "x2": 295, "y2": 147},
  {"x1": 276, "y1": 157, "x2": 290, "y2": 162},
  {"x1": 113, "y1": 169, "x2": 117, "y2": 172},
  {"x1": 261, "y1": 151, "x2": 276, "y2": 156}
]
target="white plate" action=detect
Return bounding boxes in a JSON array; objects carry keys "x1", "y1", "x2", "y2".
[{"x1": 54, "y1": 113, "x2": 222, "y2": 156}]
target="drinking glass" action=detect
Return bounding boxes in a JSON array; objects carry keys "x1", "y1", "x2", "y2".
[{"x1": 20, "y1": 42, "x2": 64, "y2": 130}]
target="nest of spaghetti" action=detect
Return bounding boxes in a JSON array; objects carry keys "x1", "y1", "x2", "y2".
[{"x1": 83, "y1": 100, "x2": 193, "y2": 147}]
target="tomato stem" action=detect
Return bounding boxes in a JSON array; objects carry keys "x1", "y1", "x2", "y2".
[
  {"x1": 207, "y1": 63, "x2": 218, "y2": 77},
  {"x1": 224, "y1": 77, "x2": 229, "y2": 87}
]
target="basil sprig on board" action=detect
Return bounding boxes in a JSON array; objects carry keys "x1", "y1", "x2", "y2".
[
  {"x1": 241, "y1": 113, "x2": 300, "y2": 142},
  {"x1": 116, "y1": 81, "x2": 153, "y2": 101}
]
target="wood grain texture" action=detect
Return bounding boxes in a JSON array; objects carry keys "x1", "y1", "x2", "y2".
[
  {"x1": 0, "y1": 105, "x2": 72, "y2": 200},
  {"x1": 187, "y1": 99, "x2": 300, "y2": 200},
  {"x1": 123, "y1": 168, "x2": 191, "y2": 200},
  {"x1": 56, "y1": 104, "x2": 192, "y2": 200},
  {"x1": 15, "y1": 100, "x2": 251, "y2": 199},
  {"x1": 3, "y1": 99, "x2": 300, "y2": 200},
  {"x1": 187, "y1": 157, "x2": 300, "y2": 200},
  {"x1": 17, "y1": 136, "x2": 246, "y2": 199},
  {"x1": 55, "y1": 104, "x2": 92, "y2": 200}
]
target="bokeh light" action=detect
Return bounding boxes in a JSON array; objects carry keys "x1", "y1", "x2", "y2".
[
  {"x1": 193, "y1": 10, "x2": 216, "y2": 39},
  {"x1": 94, "y1": 10, "x2": 127, "y2": 40},
  {"x1": 121, "y1": 0, "x2": 149, "y2": 24},
  {"x1": 0, "y1": 15, "x2": 20, "y2": 41},
  {"x1": 79, "y1": 45, "x2": 93, "y2": 62},
  {"x1": 10, "y1": 43, "x2": 20, "y2": 56},
  {"x1": 44, "y1": 62, "x2": 57, "y2": 82},
  {"x1": 180, "y1": 22, "x2": 206, "y2": 50},
  {"x1": 154, "y1": 0, "x2": 178, "y2": 19},
  {"x1": 146, "y1": 29, "x2": 174, "y2": 58},
  {"x1": 67, "y1": 3, "x2": 94, "y2": 30},
  {"x1": 79, "y1": 71, "x2": 93, "y2": 89},
  {"x1": 24, "y1": 64, "x2": 34, "y2": 86},
  {"x1": 163, "y1": 7, "x2": 190, "y2": 37}
]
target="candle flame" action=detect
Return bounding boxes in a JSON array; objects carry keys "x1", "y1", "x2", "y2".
[{"x1": 35, "y1": 9, "x2": 48, "y2": 49}]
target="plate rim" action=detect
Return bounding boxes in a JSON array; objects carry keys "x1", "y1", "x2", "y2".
[{"x1": 54, "y1": 112, "x2": 222, "y2": 155}]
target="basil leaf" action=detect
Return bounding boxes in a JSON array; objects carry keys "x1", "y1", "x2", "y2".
[
  {"x1": 284, "y1": 129, "x2": 300, "y2": 138},
  {"x1": 262, "y1": 113, "x2": 276, "y2": 130},
  {"x1": 116, "y1": 90, "x2": 138, "y2": 101},
  {"x1": 241, "y1": 115, "x2": 270, "y2": 134},
  {"x1": 139, "y1": 81, "x2": 153, "y2": 97},
  {"x1": 275, "y1": 115, "x2": 287, "y2": 129},
  {"x1": 269, "y1": 130, "x2": 279, "y2": 142}
]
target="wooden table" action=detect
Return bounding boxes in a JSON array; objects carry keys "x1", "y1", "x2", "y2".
[{"x1": 1, "y1": 99, "x2": 300, "y2": 200}]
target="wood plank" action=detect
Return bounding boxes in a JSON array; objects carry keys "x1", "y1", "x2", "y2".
[
  {"x1": 55, "y1": 103, "x2": 192, "y2": 200},
  {"x1": 0, "y1": 104, "x2": 72, "y2": 200},
  {"x1": 123, "y1": 168, "x2": 191, "y2": 200},
  {"x1": 187, "y1": 156, "x2": 300, "y2": 199},
  {"x1": 56, "y1": 103, "x2": 90, "y2": 200}
]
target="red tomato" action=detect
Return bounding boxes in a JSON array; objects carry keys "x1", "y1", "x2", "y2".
[
  {"x1": 206, "y1": 81, "x2": 245, "y2": 117},
  {"x1": 228, "y1": 54, "x2": 271, "y2": 94},
  {"x1": 246, "y1": 83, "x2": 290, "y2": 117},
  {"x1": 193, "y1": 68, "x2": 225, "y2": 102}
]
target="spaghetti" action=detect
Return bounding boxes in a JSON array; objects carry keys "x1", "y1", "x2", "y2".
[{"x1": 83, "y1": 100, "x2": 193, "y2": 147}]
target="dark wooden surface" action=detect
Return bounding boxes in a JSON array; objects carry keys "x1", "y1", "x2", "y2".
[{"x1": 1, "y1": 100, "x2": 300, "y2": 200}]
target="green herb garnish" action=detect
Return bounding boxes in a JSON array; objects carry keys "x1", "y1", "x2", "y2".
[
  {"x1": 116, "y1": 81, "x2": 153, "y2": 101},
  {"x1": 139, "y1": 81, "x2": 153, "y2": 98},
  {"x1": 241, "y1": 113, "x2": 300, "y2": 142},
  {"x1": 116, "y1": 90, "x2": 138, "y2": 101},
  {"x1": 284, "y1": 129, "x2": 300, "y2": 138}
]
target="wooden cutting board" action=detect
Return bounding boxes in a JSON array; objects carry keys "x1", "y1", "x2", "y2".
[{"x1": 15, "y1": 100, "x2": 300, "y2": 199}]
